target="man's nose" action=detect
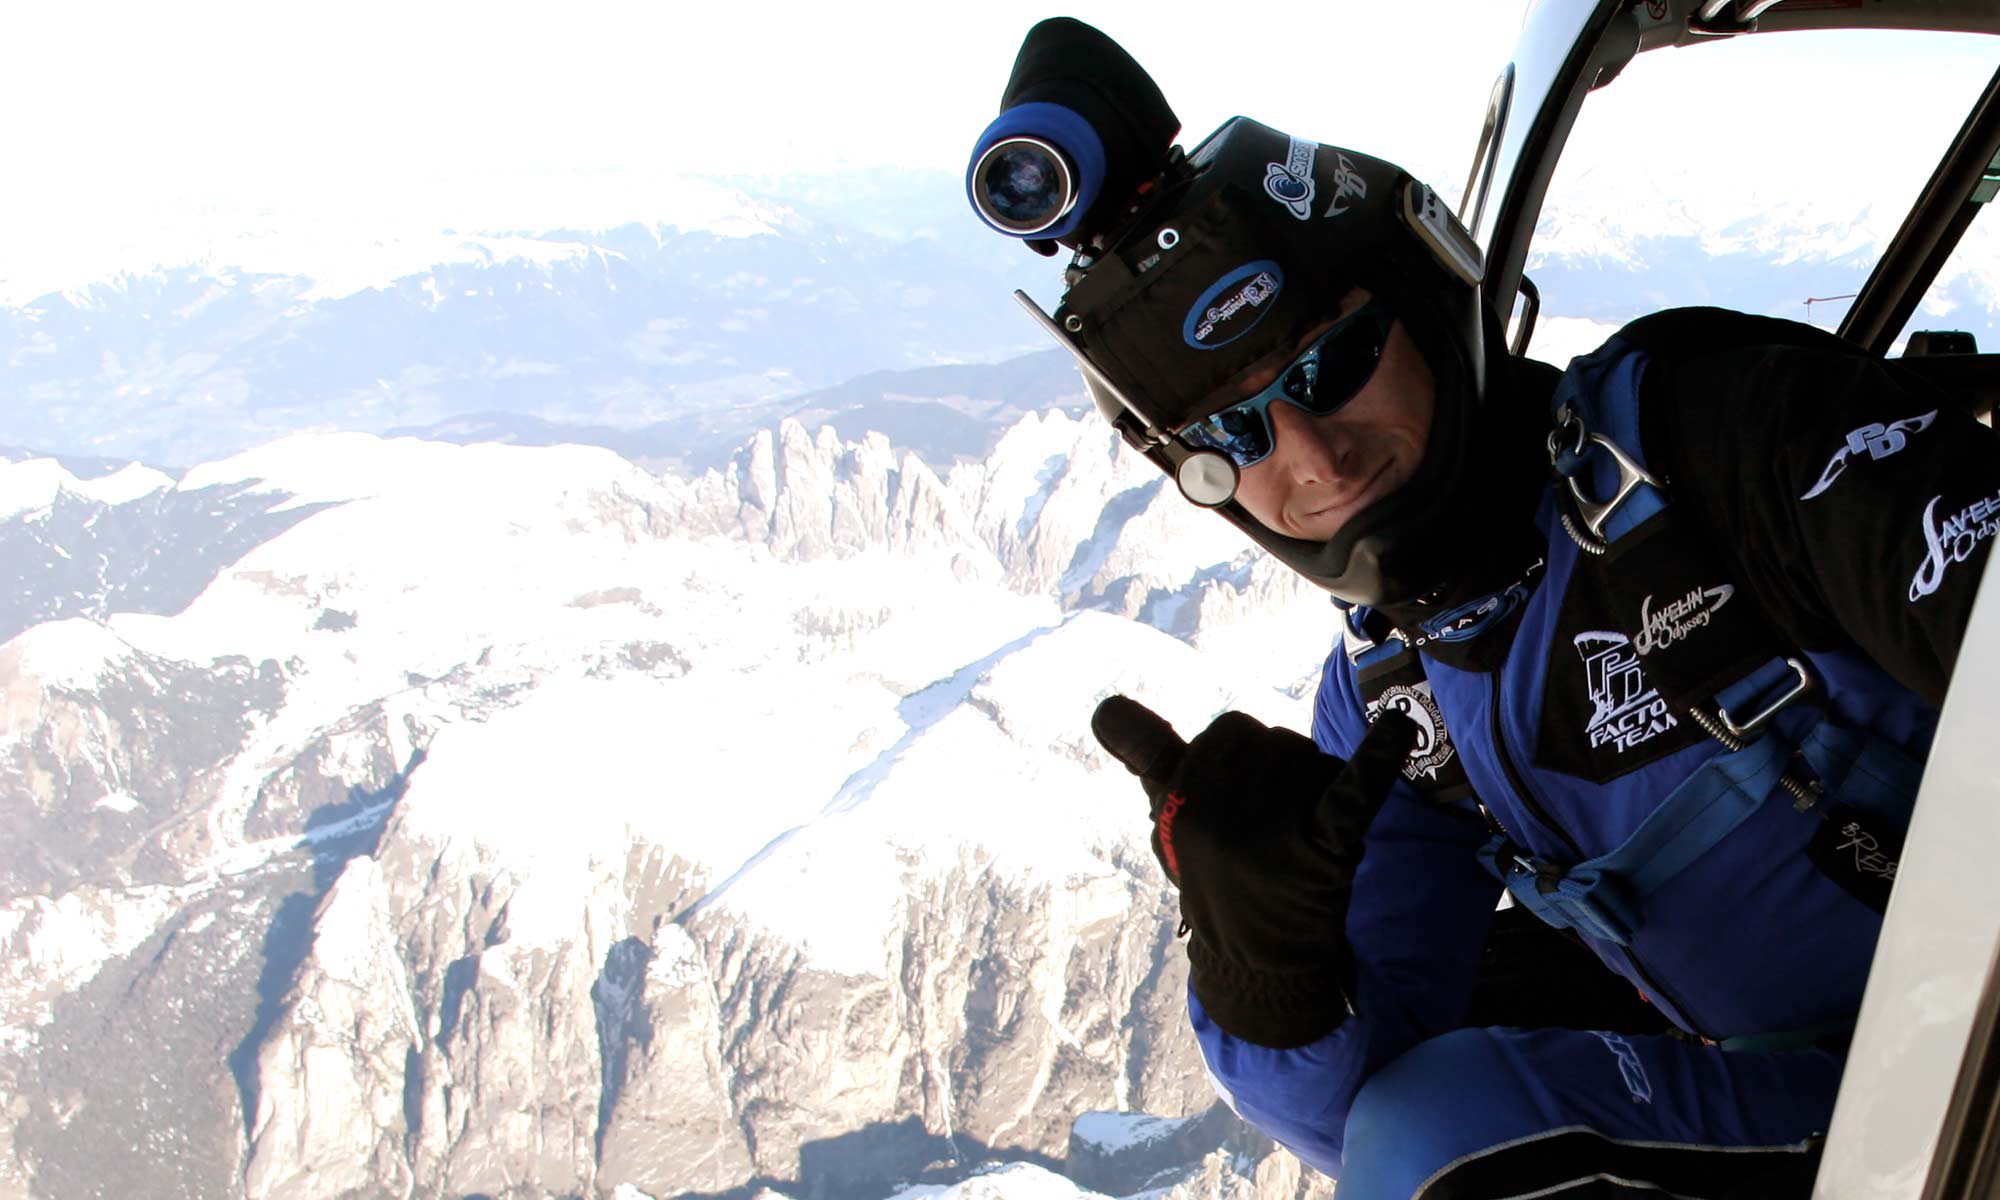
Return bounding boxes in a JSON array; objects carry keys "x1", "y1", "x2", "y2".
[{"x1": 1265, "y1": 398, "x2": 1354, "y2": 484}]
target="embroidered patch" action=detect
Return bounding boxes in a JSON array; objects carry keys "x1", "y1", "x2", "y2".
[
  {"x1": 1801, "y1": 410, "x2": 1936, "y2": 501},
  {"x1": 1365, "y1": 680, "x2": 1456, "y2": 785},
  {"x1": 1181, "y1": 261, "x2": 1284, "y2": 350},
  {"x1": 1909, "y1": 488, "x2": 2000, "y2": 601},
  {"x1": 1576, "y1": 631, "x2": 1678, "y2": 756},
  {"x1": 1633, "y1": 584, "x2": 1733, "y2": 656}
]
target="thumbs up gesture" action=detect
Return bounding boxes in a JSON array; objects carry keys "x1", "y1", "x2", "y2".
[{"x1": 1091, "y1": 695, "x2": 1417, "y2": 1048}]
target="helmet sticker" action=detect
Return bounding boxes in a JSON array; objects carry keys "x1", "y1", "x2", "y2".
[
  {"x1": 1263, "y1": 136, "x2": 1317, "y2": 220},
  {"x1": 1182, "y1": 260, "x2": 1285, "y2": 349},
  {"x1": 1324, "y1": 152, "x2": 1369, "y2": 218}
]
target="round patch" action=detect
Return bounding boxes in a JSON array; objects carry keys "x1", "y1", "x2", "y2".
[
  {"x1": 1372, "y1": 682, "x2": 1456, "y2": 783},
  {"x1": 1181, "y1": 260, "x2": 1285, "y2": 350}
]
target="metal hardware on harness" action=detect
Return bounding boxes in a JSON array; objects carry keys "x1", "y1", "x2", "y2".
[
  {"x1": 1682, "y1": 704, "x2": 1825, "y2": 813},
  {"x1": 1559, "y1": 509, "x2": 1610, "y2": 557},
  {"x1": 1548, "y1": 407, "x2": 1588, "y2": 463},
  {"x1": 1681, "y1": 659, "x2": 1826, "y2": 814},
  {"x1": 1718, "y1": 657, "x2": 1814, "y2": 741},
  {"x1": 1552, "y1": 425, "x2": 1664, "y2": 543},
  {"x1": 1342, "y1": 618, "x2": 1408, "y2": 667},
  {"x1": 1343, "y1": 623, "x2": 1379, "y2": 666},
  {"x1": 1548, "y1": 405, "x2": 1664, "y2": 557}
]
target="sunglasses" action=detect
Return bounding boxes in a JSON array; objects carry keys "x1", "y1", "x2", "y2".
[{"x1": 1179, "y1": 300, "x2": 1393, "y2": 469}]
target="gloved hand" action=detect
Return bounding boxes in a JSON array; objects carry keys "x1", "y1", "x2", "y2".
[{"x1": 1092, "y1": 695, "x2": 1416, "y2": 1048}]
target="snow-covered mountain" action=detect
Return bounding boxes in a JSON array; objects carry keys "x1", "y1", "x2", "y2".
[{"x1": 0, "y1": 410, "x2": 1342, "y2": 1200}]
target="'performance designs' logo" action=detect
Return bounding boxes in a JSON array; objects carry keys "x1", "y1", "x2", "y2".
[
  {"x1": 1633, "y1": 584, "x2": 1733, "y2": 656},
  {"x1": 1365, "y1": 681, "x2": 1455, "y2": 784},
  {"x1": 1263, "y1": 136, "x2": 1316, "y2": 220},
  {"x1": 1182, "y1": 261, "x2": 1284, "y2": 349},
  {"x1": 1576, "y1": 631, "x2": 1676, "y2": 755},
  {"x1": 1801, "y1": 410, "x2": 1936, "y2": 501},
  {"x1": 1910, "y1": 487, "x2": 2000, "y2": 601}
]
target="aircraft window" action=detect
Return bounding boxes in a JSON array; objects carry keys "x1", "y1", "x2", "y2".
[
  {"x1": 1899, "y1": 180, "x2": 1998, "y2": 356},
  {"x1": 1515, "y1": 29, "x2": 1998, "y2": 367}
]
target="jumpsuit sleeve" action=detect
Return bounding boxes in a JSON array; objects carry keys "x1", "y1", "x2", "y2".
[
  {"x1": 1189, "y1": 644, "x2": 1501, "y2": 1177},
  {"x1": 1655, "y1": 345, "x2": 2000, "y2": 708}
]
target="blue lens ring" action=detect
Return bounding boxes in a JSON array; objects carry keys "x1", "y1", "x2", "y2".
[
  {"x1": 1181, "y1": 302, "x2": 1392, "y2": 469},
  {"x1": 966, "y1": 102, "x2": 1106, "y2": 241}
]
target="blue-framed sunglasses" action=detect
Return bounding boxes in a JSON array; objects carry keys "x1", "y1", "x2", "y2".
[{"x1": 1179, "y1": 300, "x2": 1393, "y2": 469}]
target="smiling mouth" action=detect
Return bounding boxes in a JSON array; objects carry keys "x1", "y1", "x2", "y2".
[{"x1": 1302, "y1": 461, "x2": 1392, "y2": 522}]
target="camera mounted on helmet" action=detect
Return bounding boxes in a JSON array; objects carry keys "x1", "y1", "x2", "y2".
[
  {"x1": 967, "y1": 18, "x2": 1492, "y2": 608},
  {"x1": 966, "y1": 17, "x2": 1183, "y2": 252}
]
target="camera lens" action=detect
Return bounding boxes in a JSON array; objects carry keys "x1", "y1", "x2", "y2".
[
  {"x1": 975, "y1": 137, "x2": 1076, "y2": 235},
  {"x1": 966, "y1": 102, "x2": 1104, "y2": 242}
]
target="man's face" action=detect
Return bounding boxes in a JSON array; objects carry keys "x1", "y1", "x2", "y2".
[{"x1": 1213, "y1": 289, "x2": 1434, "y2": 543}]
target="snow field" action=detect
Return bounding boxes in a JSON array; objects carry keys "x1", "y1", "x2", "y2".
[
  {"x1": 0, "y1": 457, "x2": 174, "y2": 520},
  {"x1": 17, "y1": 426, "x2": 1334, "y2": 980}
]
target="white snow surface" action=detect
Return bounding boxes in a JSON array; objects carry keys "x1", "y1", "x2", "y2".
[
  {"x1": 36, "y1": 419, "x2": 1331, "y2": 976},
  {"x1": 0, "y1": 456, "x2": 172, "y2": 518},
  {"x1": 1071, "y1": 1111, "x2": 1195, "y2": 1154},
  {"x1": 888, "y1": 1163, "x2": 1110, "y2": 1200},
  {"x1": 1, "y1": 619, "x2": 139, "y2": 690}
]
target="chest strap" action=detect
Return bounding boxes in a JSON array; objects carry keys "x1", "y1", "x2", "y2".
[
  {"x1": 1549, "y1": 339, "x2": 1822, "y2": 793},
  {"x1": 1478, "y1": 734, "x2": 1787, "y2": 946}
]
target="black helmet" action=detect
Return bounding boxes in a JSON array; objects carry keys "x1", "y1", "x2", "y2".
[{"x1": 968, "y1": 19, "x2": 1490, "y2": 608}]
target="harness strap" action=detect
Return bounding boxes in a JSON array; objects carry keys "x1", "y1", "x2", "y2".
[
  {"x1": 1550, "y1": 339, "x2": 1821, "y2": 756},
  {"x1": 1480, "y1": 734, "x2": 1785, "y2": 946}
]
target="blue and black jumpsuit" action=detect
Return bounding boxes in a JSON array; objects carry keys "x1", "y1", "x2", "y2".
[{"x1": 1195, "y1": 310, "x2": 1999, "y2": 1198}]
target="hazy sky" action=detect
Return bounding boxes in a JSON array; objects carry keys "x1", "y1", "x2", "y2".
[
  {"x1": 0, "y1": 2, "x2": 1530, "y2": 292},
  {"x1": 1, "y1": 2, "x2": 1992, "y2": 297}
]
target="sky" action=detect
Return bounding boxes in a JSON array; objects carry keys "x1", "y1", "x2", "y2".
[
  {"x1": 0, "y1": 1, "x2": 1529, "y2": 295},
  {"x1": 0, "y1": 1, "x2": 1993, "y2": 299}
]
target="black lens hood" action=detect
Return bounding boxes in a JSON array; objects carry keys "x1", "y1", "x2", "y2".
[{"x1": 996, "y1": 18, "x2": 1180, "y2": 248}]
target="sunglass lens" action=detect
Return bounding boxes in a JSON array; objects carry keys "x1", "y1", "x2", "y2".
[
  {"x1": 1298, "y1": 311, "x2": 1385, "y2": 415},
  {"x1": 1178, "y1": 304, "x2": 1390, "y2": 471},
  {"x1": 1185, "y1": 403, "x2": 1274, "y2": 468},
  {"x1": 1281, "y1": 358, "x2": 1317, "y2": 406}
]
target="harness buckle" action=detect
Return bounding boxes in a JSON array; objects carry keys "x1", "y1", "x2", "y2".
[
  {"x1": 1553, "y1": 426, "x2": 1666, "y2": 543},
  {"x1": 1513, "y1": 854, "x2": 1565, "y2": 895},
  {"x1": 1716, "y1": 656, "x2": 1814, "y2": 740},
  {"x1": 1343, "y1": 623, "x2": 1378, "y2": 667},
  {"x1": 1344, "y1": 610, "x2": 1408, "y2": 668}
]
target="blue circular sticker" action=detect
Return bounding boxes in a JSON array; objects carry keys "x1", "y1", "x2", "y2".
[{"x1": 1182, "y1": 260, "x2": 1285, "y2": 350}]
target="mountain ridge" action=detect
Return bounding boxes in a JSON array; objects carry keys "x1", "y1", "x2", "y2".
[{"x1": 0, "y1": 411, "x2": 1335, "y2": 1200}]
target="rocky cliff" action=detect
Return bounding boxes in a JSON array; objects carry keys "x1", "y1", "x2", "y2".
[{"x1": 0, "y1": 418, "x2": 1336, "y2": 1200}]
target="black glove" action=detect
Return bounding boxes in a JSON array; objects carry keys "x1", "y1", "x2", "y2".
[{"x1": 1092, "y1": 695, "x2": 1417, "y2": 1048}]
